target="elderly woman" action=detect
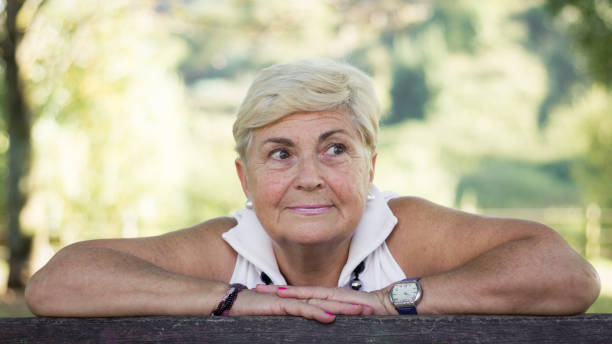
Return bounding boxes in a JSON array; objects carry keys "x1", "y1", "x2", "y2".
[{"x1": 25, "y1": 58, "x2": 600, "y2": 322}]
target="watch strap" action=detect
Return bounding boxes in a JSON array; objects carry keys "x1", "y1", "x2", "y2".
[{"x1": 396, "y1": 305, "x2": 418, "y2": 315}]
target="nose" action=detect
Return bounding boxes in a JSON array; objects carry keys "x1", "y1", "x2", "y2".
[{"x1": 295, "y1": 155, "x2": 323, "y2": 191}]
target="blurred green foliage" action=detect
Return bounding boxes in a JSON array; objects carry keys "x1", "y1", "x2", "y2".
[
  {"x1": 456, "y1": 158, "x2": 581, "y2": 208},
  {"x1": 546, "y1": 0, "x2": 612, "y2": 87},
  {"x1": 0, "y1": 79, "x2": 6, "y2": 221},
  {"x1": 386, "y1": 63, "x2": 430, "y2": 123},
  {"x1": 515, "y1": 5, "x2": 583, "y2": 126},
  {"x1": 427, "y1": 1, "x2": 479, "y2": 53},
  {"x1": 574, "y1": 99, "x2": 612, "y2": 207},
  {"x1": 0, "y1": 0, "x2": 608, "y2": 257}
]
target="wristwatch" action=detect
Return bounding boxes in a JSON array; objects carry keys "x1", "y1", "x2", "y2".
[{"x1": 389, "y1": 277, "x2": 422, "y2": 315}]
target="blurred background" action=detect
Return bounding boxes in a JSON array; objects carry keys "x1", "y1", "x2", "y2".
[{"x1": 0, "y1": 0, "x2": 611, "y2": 315}]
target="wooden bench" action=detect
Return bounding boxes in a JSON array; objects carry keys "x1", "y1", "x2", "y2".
[{"x1": 1, "y1": 314, "x2": 611, "y2": 343}]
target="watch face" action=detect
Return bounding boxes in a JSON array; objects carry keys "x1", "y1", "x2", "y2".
[{"x1": 390, "y1": 281, "x2": 421, "y2": 307}]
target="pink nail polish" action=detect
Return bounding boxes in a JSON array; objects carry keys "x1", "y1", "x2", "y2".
[
  {"x1": 325, "y1": 312, "x2": 335, "y2": 316},
  {"x1": 278, "y1": 287, "x2": 287, "y2": 290}
]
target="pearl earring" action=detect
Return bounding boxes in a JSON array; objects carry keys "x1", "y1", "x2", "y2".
[
  {"x1": 245, "y1": 199, "x2": 253, "y2": 209},
  {"x1": 367, "y1": 193, "x2": 375, "y2": 201}
]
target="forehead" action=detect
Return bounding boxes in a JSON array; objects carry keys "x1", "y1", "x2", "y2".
[{"x1": 254, "y1": 111, "x2": 360, "y2": 141}]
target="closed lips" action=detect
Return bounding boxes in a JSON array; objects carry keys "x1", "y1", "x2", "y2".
[{"x1": 288, "y1": 205, "x2": 333, "y2": 214}]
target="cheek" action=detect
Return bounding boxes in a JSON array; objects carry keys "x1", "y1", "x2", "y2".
[
  {"x1": 328, "y1": 165, "x2": 370, "y2": 202},
  {"x1": 252, "y1": 170, "x2": 291, "y2": 204}
]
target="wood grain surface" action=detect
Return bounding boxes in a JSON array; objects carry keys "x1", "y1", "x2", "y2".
[{"x1": 1, "y1": 314, "x2": 611, "y2": 343}]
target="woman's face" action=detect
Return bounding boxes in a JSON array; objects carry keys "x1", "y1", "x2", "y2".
[{"x1": 236, "y1": 110, "x2": 376, "y2": 248}]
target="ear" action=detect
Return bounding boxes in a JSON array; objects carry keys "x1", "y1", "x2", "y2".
[
  {"x1": 235, "y1": 158, "x2": 250, "y2": 199},
  {"x1": 369, "y1": 152, "x2": 377, "y2": 183}
]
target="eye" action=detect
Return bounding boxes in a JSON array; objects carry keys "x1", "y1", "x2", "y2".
[
  {"x1": 270, "y1": 149, "x2": 291, "y2": 160},
  {"x1": 325, "y1": 143, "x2": 346, "y2": 156}
]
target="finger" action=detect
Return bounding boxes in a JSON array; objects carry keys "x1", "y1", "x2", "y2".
[
  {"x1": 277, "y1": 286, "x2": 387, "y2": 314},
  {"x1": 234, "y1": 290, "x2": 336, "y2": 323},
  {"x1": 277, "y1": 285, "x2": 361, "y2": 303},
  {"x1": 257, "y1": 285, "x2": 367, "y2": 312},
  {"x1": 305, "y1": 299, "x2": 365, "y2": 315},
  {"x1": 251, "y1": 286, "x2": 385, "y2": 316},
  {"x1": 254, "y1": 284, "x2": 288, "y2": 294},
  {"x1": 279, "y1": 299, "x2": 337, "y2": 324},
  {"x1": 275, "y1": 285, "x2": 336, "y2": 299},
  {"x1": 361, "y1": 304, "x2": 375, "y2": 315}
]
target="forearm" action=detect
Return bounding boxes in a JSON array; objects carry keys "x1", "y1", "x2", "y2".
[
  {"x1": 417, "y1": 233, "x2": 600, "y2": 315},
  {"x1": 25, "y1": 244, "x2": 228, "y2": 317}
]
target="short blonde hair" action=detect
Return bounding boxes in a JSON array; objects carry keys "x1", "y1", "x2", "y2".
[{"x1": 232, "y1": 58, "x2": 380, "y2": 161}]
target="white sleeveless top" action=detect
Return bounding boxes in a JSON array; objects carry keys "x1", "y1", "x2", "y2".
[{"x1": 222, "y1": 185, "x2": 406, "y2": 291}]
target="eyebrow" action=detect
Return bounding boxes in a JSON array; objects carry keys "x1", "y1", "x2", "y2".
[
  {"x1": 262, "y1": 137, "x2": 295, "y2": 146},
  {"x1": 320, "y1": 129, "x2": 347, "y2": 141},
  {"x1": 262, "y1": 129, "x2": 349, "y2": 147}
]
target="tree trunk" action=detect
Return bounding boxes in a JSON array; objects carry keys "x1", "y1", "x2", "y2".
[{"x1": 3, "y1": 0, "x2": 30, "y2": 289}]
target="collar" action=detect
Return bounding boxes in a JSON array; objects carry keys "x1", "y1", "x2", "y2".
[{"x1": 222, "y1": 185, "x2": 398, "y2": 287}]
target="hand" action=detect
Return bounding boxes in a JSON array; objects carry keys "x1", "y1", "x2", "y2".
[
  {"x1": 254, "y1": 284, "x2": 399, "y2": 317},
  {"x1": 229, "y1": 288, "x2": 369, "y2": 323}
]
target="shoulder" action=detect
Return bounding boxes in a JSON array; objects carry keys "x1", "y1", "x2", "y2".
[
  {"x1": 78, "y1": 216, "x2": 238, "y2": 282},
  {"x1": 166, "y1": 216, "x2": 238, "y2": 242},
  {"x1": 386, "y1": 195, "x2": 543, "y2": 237},
  {"x1": 384, "y1": 196, "x2": 451, "y2": 275},
  {"x1": 387, "y1": 196, "x2": 437, "y2": 216},
  {"x1": 385, "y1": 196, "x2": 551, "y2": 276},
  {"x1": 151, "y1": 216, "x2": 237, "y2": 252},
  {"x1": 156, "y1": 216, "x2": 238, "y2": 280},
  {"x1": 385, "y1": 196, "x2": 457, "y2": 252},
  {"x1": 386, "y1": 196, "x2": 463, "y2": 229}
]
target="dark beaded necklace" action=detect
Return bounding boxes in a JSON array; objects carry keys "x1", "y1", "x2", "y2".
[
  {"x1": 260, "y1": 260, "x2": 366, "y2": 290},
  {"x1": 350, "y1": 261, "x2": 365, "y2": 290}
]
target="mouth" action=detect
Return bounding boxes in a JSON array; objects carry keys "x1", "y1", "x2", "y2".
[{"x1": 287, "y1": 204, "x2": 334, "y2": 215}]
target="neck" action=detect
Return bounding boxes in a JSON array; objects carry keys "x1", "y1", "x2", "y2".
[{"x1": 273, "y1": 239, "x2": 351, "y2": 287}]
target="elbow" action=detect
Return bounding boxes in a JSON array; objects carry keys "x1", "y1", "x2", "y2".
[
  {"x1": 541, "y1": 228, "x2": 601, "y2": 314},
  {"x1": 24, "y1": 245, "x2": 80, "y2": 316},
  {"x1": 25, "y1": 267, "x2": 72, "y2": 317},
  {"x1": 529, "y1": 230, "x2": 601, "y2": 315},
  {"x1": 568, "y1": 264, "x2": 601, "y2": 314},
  {"x1": 545, "y1": 258, "x2": 601, "y2": 315},
  {"x1": 25, "y1": 271, "x2": 52, "y2": 316}
]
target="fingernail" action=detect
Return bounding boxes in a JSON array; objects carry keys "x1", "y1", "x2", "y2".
[
  {"x1": 278, "y1": 287, "x2": 287, "y2": 290},
  {"x1": 352, "y1": 304, "x2": 361, "y2": 306},
  {"x1": 325, "y1": 312, "x2": 335, "y2": 317}
]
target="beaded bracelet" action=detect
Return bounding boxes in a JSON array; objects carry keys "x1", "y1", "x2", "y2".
[{"x1": 211, "y1": 283, "x2": 248, "y2": 316}]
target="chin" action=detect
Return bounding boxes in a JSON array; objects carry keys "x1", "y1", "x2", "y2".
[{"x1": 278, "y1": 221, "x2": 353, "y2": 246}]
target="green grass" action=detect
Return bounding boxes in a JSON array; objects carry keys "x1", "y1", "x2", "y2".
[
  {"x1": 589, "y1": 258, "x2": 612, "y2": 313},
  {"x1": 588, "y1": 294, "x2": 612, "y2": 313},
  {"x1": 0, "y1": 291, "x2": 32, "y2": 317}
]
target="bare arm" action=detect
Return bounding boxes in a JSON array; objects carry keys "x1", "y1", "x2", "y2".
[
  {"x1": 386, "y1": 197, "x2": 601, "y2": 315},
  {"x1": 25, "y1": 217, "x2": 365, "y2": 322},
  {"x1": 25, "y1": 217, "x2": 237, "y2": 317},
  {"x1": 259, "y1": 198, "x2": 600, "y2": 316}
]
